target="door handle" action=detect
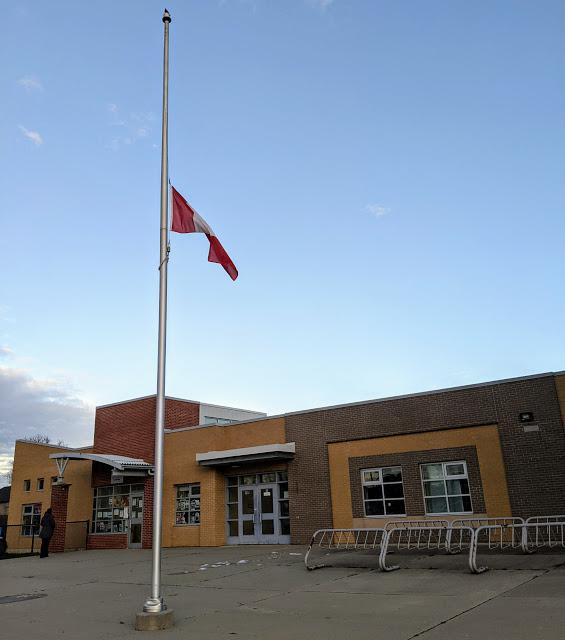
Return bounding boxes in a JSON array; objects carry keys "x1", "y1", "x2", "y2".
[{"x1": 254, "y1": 493, "x2": 260, "y2": 525}]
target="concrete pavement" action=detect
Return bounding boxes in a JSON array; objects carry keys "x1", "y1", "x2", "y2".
[{"x1": 1, "y1": 546, "x2": 564, "y2": 639}]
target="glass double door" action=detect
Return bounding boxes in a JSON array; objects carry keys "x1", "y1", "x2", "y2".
[{"x1": 239, "y1": 484, "x2": 279, "y2": 544}]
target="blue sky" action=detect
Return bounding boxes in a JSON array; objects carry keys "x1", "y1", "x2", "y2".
[{"x1": 1, "y1": 1, "x2": 564, "y2": 470}]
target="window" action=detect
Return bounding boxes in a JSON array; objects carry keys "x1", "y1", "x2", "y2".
[
  {"x1": 204, "y1": 416, "x2": 237, "y2": 425},
  {"x1": 421, "y1": 461, "x2": 472, "y2": 515},
  {"x1": 23, "y1": 479, "x2": 31, "y2": 492},
  {"x1": 21, "y1": 503, "x2": 41, "y2": 536},
  {"x1": 361, "y1": 467, "x2": 405, "y2": 516},
  {"x1": 91, "y1": 484, "x2": 143, "y2": 534},
  {"x1": 175, "y1": 484, "x2": 201, "y2": 525},
  {"x1": 37, "y1": 478, "x2": 44, "y2": 491}
]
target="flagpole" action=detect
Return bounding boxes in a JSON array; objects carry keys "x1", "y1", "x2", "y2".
[{"x1": 139, "y1": 8, "x2": 173, "y2": 626}]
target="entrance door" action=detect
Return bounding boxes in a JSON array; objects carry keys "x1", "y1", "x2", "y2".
[
  {"x1": 227, "y1": 473, "x2": 291, "y2": 545},
  {"x1": 238, "y1": 484, "x2": 279, "y2": 544},
  {"x1": 257, "y1": 484, "x2": 278, "y2": 543},
  {"x1": 128, "y1": 493, "x2": 143, "y2": 549}
]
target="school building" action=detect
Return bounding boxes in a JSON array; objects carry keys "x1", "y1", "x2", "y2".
[{"x1": 6, "y1": 371, "x2": 565, "y2": 551}]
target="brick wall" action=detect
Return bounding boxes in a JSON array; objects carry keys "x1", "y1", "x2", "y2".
[
  {"x1": 348, "y1": 446, "x2": 485, "y2": 518},
  {"x1": 93, "y1": 396, "x2": 200, "y2": 463},
  {"x1": 286, "y1": 375, "x2": 565, "y2": 543},
  {"x1": 50, "y1": 483, "x2": 70, "y2": 553},
  {"x1": 87, "y1": 534, "x2": 128, "y2": 550},
  {"x1": 142, "y1": 476, "x2": 153, "y2": 549}
]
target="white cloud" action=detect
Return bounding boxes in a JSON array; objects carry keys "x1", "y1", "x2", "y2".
[
  {"x1": 18, "y1": 75, "x2": 43, "y2": 92},
  {"x1": 0, "y1": 359, "x2": 94, "y2": 475},
  {"x1": 0, "y1": 346, "x2": 14, "y2": 359},
  {"x1": 18, "y1": 125, "x2": 43, "y2": 146},
  {"x1": 106, "y1": 104, "x2": 154, "y2": 151},
  {"x1": 365, "y1": 203, "x2": 391, "y2": 218},
  {"x1": 306, "y1": 0, "x2": 334, "y2": 9}
]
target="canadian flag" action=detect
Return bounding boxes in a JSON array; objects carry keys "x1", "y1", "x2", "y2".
[{"x1": 170, "y1": 185, "x2": 238, "y2": 281}]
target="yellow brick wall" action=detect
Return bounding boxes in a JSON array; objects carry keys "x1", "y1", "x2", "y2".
[
  {"x1": 163, "y1": 417, "x2": 287, "y2": 547},
  {"x1": 6, "y1": 417, "x2": 287, "y2": 550},
  {"x1": 7, "y1": 441, "x2": 93, "y2": 550},
  {"x1": 328, "y1": 424, "x2": 512, "y2": 529}
]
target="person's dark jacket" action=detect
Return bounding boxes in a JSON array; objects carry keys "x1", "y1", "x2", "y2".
[{"x1": 39, "y1": 512, "x2": 56, "y2": 539}]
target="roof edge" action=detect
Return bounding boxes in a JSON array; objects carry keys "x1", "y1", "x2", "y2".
[
  {"x1": 168, "y1": 370, "x2": 561, "y2": 432},
  {"x1": 96, "y1": 394, "x2": 267, "y2": 415},
  {"x1": 15, "y1": 441, "x2": 92, "y2": 451}
]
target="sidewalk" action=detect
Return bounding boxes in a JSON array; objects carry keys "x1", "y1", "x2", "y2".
[{"x1": 1, "y1": 546, "x2": 564, "y2": 639}]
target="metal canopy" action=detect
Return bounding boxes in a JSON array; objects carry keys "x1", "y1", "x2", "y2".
[
  {"x1": 196, "y1": 443, "x2": 296, "y2": 467},
  {"x1": 49, "y1": 452, "x2": 153, "y2": 472}
]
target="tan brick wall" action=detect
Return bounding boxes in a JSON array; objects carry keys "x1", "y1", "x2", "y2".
[
  {"x1": 328, "y1": 424, "x2": 512, "y2": 529},
  {"x1": 162, "y1": 417, "x2": 286, "y2": 547},
  {"x1": 7, "y1": 441, "x2": 93, "y2": 550}
]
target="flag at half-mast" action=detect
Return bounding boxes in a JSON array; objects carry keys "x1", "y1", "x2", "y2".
[{"x1": 170, "y1": 185, "x2": 238, "y2": 281}]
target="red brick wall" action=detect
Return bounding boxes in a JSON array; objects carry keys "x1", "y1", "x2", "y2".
[
  {"x1": 87, "y1": 534, "x2": 128, "y2": 550},
  {"x1": 142, "y1": 476, "x2": 154, "y2": 549},
  {"x1": 50, "y1": 484, "x2": 70, "y2": 553},
  {"x1": 93, "y1": 396, "x2": 200, "y2": 463},
  {"x1": 91, "y1": 463, "x2": 113, "y2": 488}
]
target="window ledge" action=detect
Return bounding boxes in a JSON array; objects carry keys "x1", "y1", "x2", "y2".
[{"x1": 89, "y1": 532, "x2": 128, "y2": 536}]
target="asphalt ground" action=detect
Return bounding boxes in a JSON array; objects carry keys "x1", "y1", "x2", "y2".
[{"x1": 1, "y1": 545, "x2": 564, "y2": 639}]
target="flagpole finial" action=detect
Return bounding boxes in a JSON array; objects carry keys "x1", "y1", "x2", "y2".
[{"x1": 162, "y1": 9, "x2": 171, "y2": 23}]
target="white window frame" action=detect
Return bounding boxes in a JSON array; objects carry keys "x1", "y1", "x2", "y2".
[
  {"x1": 420, "y1": 460, "x2": 473, "y2": 515},
  {"x1": 21, "y1": 503, "x2": 41, "y2": 536},
  {"x1": 23, "y1": 479, "x2": 31, "y2": 492},
  {"x1": 37, "y1": 477, "x2": 44, "y2": 491},
  {"x1": 361, "y1": 466, "x2": 406, "y2": 517},
  {"x1": 175, "y1": 483, "x2": 201, "y2": 526}
]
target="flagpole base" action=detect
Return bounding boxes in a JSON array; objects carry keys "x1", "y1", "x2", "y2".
[{"x1": 135, "y1": 608, "x2": 174, "y2": 632}]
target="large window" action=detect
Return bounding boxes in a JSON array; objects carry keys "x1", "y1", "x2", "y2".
[
  {"x1": 91, "y1": 484, "x2": 144, "y2": 534},
  {"x1": 175, "y1": 484, "x2": 201, "y2": 525},
  {"x1": 204, "y1": 416, "x2": 237, "y2": 425},
  {"x1": 361, "y1": 467, "x2": 405, "y2": 516},
  {"x1": 421, "y1": 461, "x2": 472, "y2": 515},
  {"x1": 21, "y1": 503, "x2": 41, "y2": 536}
]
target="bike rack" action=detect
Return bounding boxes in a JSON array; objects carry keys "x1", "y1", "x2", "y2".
[
  {"x1": 304, "y1": 528, "x2": 387, "y2": 571},
  {"x1": 304, "y1": 516, "x2": 565, "y2": 575}
]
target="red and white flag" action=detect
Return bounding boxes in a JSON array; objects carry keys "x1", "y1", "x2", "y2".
[{"x1": 170, "y1": 185, "x2": 238, "y2": 281}]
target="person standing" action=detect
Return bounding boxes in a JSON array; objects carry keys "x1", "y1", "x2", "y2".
[{"x1": 39, "y1": 508, "x2": 55, "y2": 558}]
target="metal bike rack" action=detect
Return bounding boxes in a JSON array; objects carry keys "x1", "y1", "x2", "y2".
[
  {"x1": 448, "y1": 517, "x2": 525, "y2": 554},
  {"x1": 379, "y1": 521, "x2": 457, "y2": 572},
  {"x1": 304, "y1": 528, "x2": 387, "y2": 571},
  {"x1": 523, "y1": 517, "x2": 565, "y2": 552},
  {"x1": 304, "y1": 516, "x2": 565, "y2": 576}
]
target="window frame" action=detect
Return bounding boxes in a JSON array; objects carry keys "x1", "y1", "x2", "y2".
[
  {"x1": 21, "y1": 503, "x2": 41, "y2": 536},
  {"x1": 420, "y1": 460, "x2": 473, "y2": 516},
  {"x1": 23, "y1": 479, "x2": 31, "y2": 492},
  {"x1": 175, "y1": 483, "x2": 201, "y2": 526},
  {"x1": 90, "y1": 484, "x2": 144, "y2": 535},
  {"x1": 37, "y1": 477, "x2": 44, "y2": 491},
  {"x1": 361, "y1": 466, "x2": 406, "y2": 518}
]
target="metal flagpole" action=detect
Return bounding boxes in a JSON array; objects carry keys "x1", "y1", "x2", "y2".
[{"x1": 143, "y1": 8, "x2": 171, "y2": 616}]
